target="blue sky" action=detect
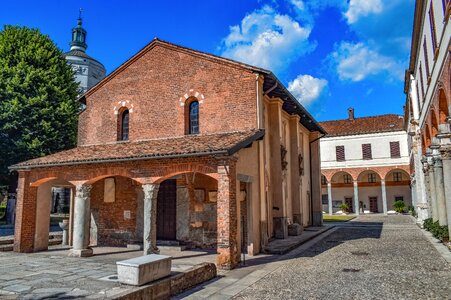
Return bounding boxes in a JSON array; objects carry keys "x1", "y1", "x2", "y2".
[{"x1": 0, "y1": 0, "x2": 415, "y2": 121}]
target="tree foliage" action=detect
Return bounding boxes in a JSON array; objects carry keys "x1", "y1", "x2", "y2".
[{"x1": 0, "y1": 25, "x2": 79, "y2": 185}]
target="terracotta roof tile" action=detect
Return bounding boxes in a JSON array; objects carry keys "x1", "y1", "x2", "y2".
[
  {"x1": 319, "y1": 114, "x2": 405, "y2": 137},
  {"x1": 11, "y1": 130, "x2": 264, "y2": 169}
]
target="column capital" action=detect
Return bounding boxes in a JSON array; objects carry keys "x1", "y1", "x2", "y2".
[{"x1": 75, "y1": 184, "x2": 92, "y2": 195}]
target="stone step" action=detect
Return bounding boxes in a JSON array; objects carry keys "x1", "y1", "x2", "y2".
[
  {"x1": 157, "y1": 245, "x2": 187, "y2": 251},
  {"x1": 0, "y1": 238, "x2": 13, "y2": 245},
  {"x1": 0, "y1": 244, "x2": 13, "y2": 252},
  {"x1": 157, "y1": 240, "x2": 181, "y2": 246},
  {"x1": 48, "y1": 238, "x2": 62, "y2": 246}
]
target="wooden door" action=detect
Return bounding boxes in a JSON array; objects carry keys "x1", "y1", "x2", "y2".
[
  {"x1": 156, "y1": 179, "x2": 177, "y2": 240},
  {"x1": 369, "y1": 197, "x2": 378, "y2": 213},
  {"x1": 345, "y1": 197, "x2": 353, "y2": 213}
]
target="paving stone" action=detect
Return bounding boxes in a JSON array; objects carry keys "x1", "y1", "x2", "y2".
[{"x1": 3, "y1": 284, "x2": 32, "y2": 293}]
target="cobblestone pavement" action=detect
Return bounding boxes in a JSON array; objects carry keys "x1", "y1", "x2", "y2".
[{"x1": 233, "y1": 215, "x2": 451, "y2": 300}]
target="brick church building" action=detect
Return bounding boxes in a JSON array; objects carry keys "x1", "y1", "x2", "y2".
[{"x1": 11, "y1": 39, "x2": 324, "y2": 269}]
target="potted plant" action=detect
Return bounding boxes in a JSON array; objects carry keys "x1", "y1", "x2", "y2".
[
  {"x1": 393, "y1": 200, "x2": 406, "y2": 214},
  {"x1": 339, "y1": 202, "x2": 350, "y2": 215}
]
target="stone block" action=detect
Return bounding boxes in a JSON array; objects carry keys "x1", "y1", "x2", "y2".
[
  {"x1": 116, "y1": 254, "x2": 171, "y2": 286},
  {"x1": 288, "y1": 223, "x2": 303, "y2": 236}
]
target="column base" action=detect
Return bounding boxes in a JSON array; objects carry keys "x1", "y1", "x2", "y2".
[
  {"x1": 273, "y1": 217, "x2": 288, "y2": 239},
  {"x1": 293, "y1": 214, "x2": 303, "y2": 226},
  {"x1": 312, "y1": 212, "x2": 323, "y2": 226},
  {"x1": 69, "y1": 248, "x2": 93, "y2": 257},
  {"x1": 216, "y1": 246, "x2": 239, "y2": 270}
]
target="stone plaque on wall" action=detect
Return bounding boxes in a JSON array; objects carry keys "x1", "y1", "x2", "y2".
[
  {"x1": 208, "y1": 191, "x2": 217, "y2": 202},
  {"x1": 123, "y1": 210, "x2": 131, "y2": 220},
  {"x1": 104, "y1": 178, "x2": 115, "y2": 203}
]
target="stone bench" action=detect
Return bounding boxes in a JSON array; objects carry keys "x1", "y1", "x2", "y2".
[{"x1": 117, "y1": 254, "x2": 172, "y2": 286}]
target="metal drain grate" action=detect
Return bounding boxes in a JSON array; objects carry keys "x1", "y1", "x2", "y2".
[
  {"x1": 342, "y1": 268, "x2": 361, "y2": 272},
  {"x1": 351, "y1": 251, "x2": 369, "y2": 256}
]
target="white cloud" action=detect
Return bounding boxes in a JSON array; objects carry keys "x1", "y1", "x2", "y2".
[
  {"x1": 330, "y1": 42, "x2": 404, "y2": 82},
  {"x1": 288, "y1": 74, "x2": 328, "y2": 105},
  {"x1": 344, "y1": 0, "x2": 383, "y2": 24},
  {"x1": 221, "y1": 5, "x2": 315, "y2": 73}
]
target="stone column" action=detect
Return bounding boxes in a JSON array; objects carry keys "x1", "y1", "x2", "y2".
[
  {"x1": 353, "y1": 181, "x2": 359, "y2": 215},
  {"x1": 216, "y1": 158, "x2": 239, "y2": 270},
  {"x1": 142, "y1": 183, "x2": 160, "y2": 255},
  {"x1": 327, "y1": 182, "x2": 333, "y2": 216},
  {"x1": 431, "y1": 147, "x2": 448, "y2": 226},
  {"x1": 437, "y1": 120, "x2": 451, "y2": 238},
  {"x1": 69, "y1": 184, "x2": 93, "y2": 257},
  {"x1": 426, "y1": 150, "x2": 439, "y2": 222},
  {"x1": 381, "y1": 179, "x2": 388, "y2": 215}
]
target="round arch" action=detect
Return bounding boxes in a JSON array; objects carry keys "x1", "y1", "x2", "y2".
[
  {"x1": 357, "y1": 169, "x2": 382, "y2": 183},
  {"x1": 430, "y1": 109, "x2": 439, "y2": 137},
  {"x1": 385, "y1": 168, "x2": 410, "y2": 182},
  {"x1": 438, "y1": 88, "x2": 449, "y2": 124},
  {"x1": 331, "y1": 171, "x2": 354, "y2": 184}
]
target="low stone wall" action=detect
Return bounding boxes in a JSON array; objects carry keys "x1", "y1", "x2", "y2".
[{"x1": 113, "y1": 262, "x2": 217, "y2": 300}]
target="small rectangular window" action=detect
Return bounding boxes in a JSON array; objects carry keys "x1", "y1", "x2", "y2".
[
  {"x1": 368, "y1": 173, "x2": 376, "y2": 183},
  {"x1": 419, "y1": 65, "x2": 426, "y2": 100},
  {"x1": 321, "y1": 176, "x2": 327, "y2": 185},
  {"x1": 343, "y1": 174, "x2": 352, "y2": 184},
  {"x1": 395, "y1": 196, "x2": 404, "y2": 202},
  {"x1": 322, "y1": 194, "x2": 328, "y2": 205},
  {"x1": 336, "y1": 145, "x2": 345, "y2": 161},
  {"x1": 429, "y1": 2, "x2": 438, "y2": 54},
  {"x1": 393, "y1": 172, "x2": 402, "y2": 182},
  {"x1": 423, "y1": 37, "x2": 430, "y2": 80},
  {"x1": 362, "y1": 143, "x2": 372, "y2": 160},
  {"x1": 390, "y1": 141, "x2": 401, "y2": 158}
]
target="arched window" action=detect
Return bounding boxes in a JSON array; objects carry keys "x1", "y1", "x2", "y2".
[
  {"x1": 189, "y1": 100, "x2": 199, "y2": 134},
  {"x1": 119, "y1": 109, "x2": 129, "y2": 141}
]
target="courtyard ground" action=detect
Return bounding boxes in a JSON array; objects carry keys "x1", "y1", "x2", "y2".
[{"x1": 178, "y1": 215, "x2": 451, "y2": 299}]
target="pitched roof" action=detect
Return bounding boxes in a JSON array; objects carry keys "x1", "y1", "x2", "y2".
[
  {"x1": 319, "y1": 114, "x2": 405, "y2": 137},
  {"x1": 64, "y1": 50, "x2": 105, "y2": 67},
  {"x1": 78, "y1": 38, "x2": 325, "y2": 134},
  {"x1": 10, "y1": 129, "x2": 264, "y2": 170}
]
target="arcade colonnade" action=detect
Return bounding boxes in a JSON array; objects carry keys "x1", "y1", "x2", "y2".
[{"x1": 321, "y1": 166, "x2": 411, "y2": 215}]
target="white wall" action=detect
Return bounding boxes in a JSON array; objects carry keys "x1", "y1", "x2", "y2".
[{"x1": 320, "y1": 131, "x2": 409, "y2": 170}]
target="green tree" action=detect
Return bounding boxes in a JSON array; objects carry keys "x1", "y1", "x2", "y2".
[{"x1": 0, "y1": 25, "x2": 79, "y2": 185}]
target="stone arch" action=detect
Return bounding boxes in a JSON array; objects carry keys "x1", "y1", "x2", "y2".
[
  {"x1": 385, "y1": 168, "x2": 410, "y2": 182},
  {"x1": 438, "y1": 88, "x2": 449, "y2": 124},
  {"x1": 430, "y1": 109, "x2": 439, "y2": 137},
  {"x1": 330, "y1": 171, "x2": 355, "y2": 184},
  {"x1": 31, "y1": 177, "x2": 74, "y2": 251},
  {"x1": 87, "y1": 174, "x2": 143, "y2": 247},
  {"x1": 424, "y1": 123, "x2": 431, "y2": 149},
  {"x1": 113, "y1": 100, "x2": 134, "y2": 115},
  {"x1": 153, "y1": 164, "x2": 218, "y2": 184},
  {"x1": 179, "y1": 89, "x2": 206, "y2": 107},
  {"x1": 357, "y1": 169, "x2": 382, "y2": 183}
]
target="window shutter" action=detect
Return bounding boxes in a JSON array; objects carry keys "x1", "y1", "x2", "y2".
[
  {"x1": 423, "y1": 37, "x2": 430, "y2": 79},
  {"x1": 419, "y1": 65, "x2": 426, "y2": 100},
  {"x1": 362, "y1": 143, "x2": 372, "y2": 160},
  {"x1": 429, "y1": 2, "x2": 438, "y2": 54},
  {"x1": 390, "y1": 141, "x2": 401, "y2": 158},
  {"x1": 336, "y1": 145, "x2": 345, "y2": 161}
]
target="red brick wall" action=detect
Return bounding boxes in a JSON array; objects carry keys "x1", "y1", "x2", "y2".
[
  {"x1": 90, "y1": 176, "x2": 138, "y2": 246},
  {"x1": 78, "y1": 44, "x2": 258, "y2": 146}
]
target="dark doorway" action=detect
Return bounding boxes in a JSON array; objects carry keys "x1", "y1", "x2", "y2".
[
  {"x1": 345, "y1": 197, "x2": 354, "y2": 213},
  {"x1": 369, "y1": 197, "x2": 378, "y2": 213},
  {"x1": 157, "y1": 179, "x2": 177, "y2": 240}
]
